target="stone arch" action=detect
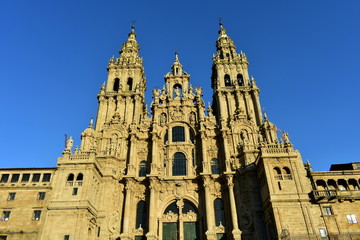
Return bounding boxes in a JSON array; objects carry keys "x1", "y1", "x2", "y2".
[
  {"x1": 113, "y1": 78, "x2": 120, "y2": 91},
  {"x1": 232, "y1": 125, "x2": 257, "y2": 145},
  {"x1": 67, "y1": 173, "x2": 74, "y2": 181},
  {"x1": 237, "y1": 74, "x2": 244, "y2": 86},
  {"x1": 126, "y1": 77, "x2": 133, "y2": 91},
  {"x1": 327, "y1": 179, "x2": 337, "y2": 190},
  {"x1": 338, "y1": 179, "x2": 348, "y2": 190},
  {"x1": 316, "y1": 179, "x2": 327, "y2": 190},
  {"x1": 158, "y1": 196, "x2": 199, "y2": 218},
  {"x1": 273, "y1": 167, "x2": 281, "y2": 175},
  {"x1": 348, "y1": 179, "x2": 359, "y2": 190},
  {"x1": 76, "y1": 173, "x2": 83, "y2": 181}
]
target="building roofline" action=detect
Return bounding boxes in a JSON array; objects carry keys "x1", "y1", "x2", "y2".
[{"x1": 0, "y1": 167, "x2": 57, "y2": 171}]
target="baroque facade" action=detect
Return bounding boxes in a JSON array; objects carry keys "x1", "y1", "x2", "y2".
[{"x1": 1, "y1": 24, "x2": 360, "y2": 240}]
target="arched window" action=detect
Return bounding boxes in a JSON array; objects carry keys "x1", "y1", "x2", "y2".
[
  {"x1": 338, "y1": 179, "x2": 348, "y2": 190},
  {"x1": 76, "y1": 173, "x2": 83, "y2": 181},
  {"x1": 172, "y1": 126, "x2": 185, "y2": 142},
  {"x1": 224, "y1": 74, "x2": 231, "y2": 86},
  {"x1": 282, "y1": 167, "x2": 291, "y2": 175},
  {"x1": 282, "y1": 167, "x2": 292, "y2": 180},
  {"x1": 127, "y1": 78, "x2": 133, "y2": 91},
  {"x1": 113, "y1": 78, "x2": 120, "y2": 91},
  {"x1": 182, "y1": 200, "x2": 197, "y2": 214},
  {"x1": 173, "y1": 152, "x2": 186, "y2": 176},
  {"x1": 139, "y1": 161, "x2": 148, "y2": 177},
  {"x1": 135, "y1": 201, "x2": 147, "y2": 229},
  {"x1": 237, "y1": 74, "x2": 244, "y2": 86},
  {"x1": 349, "y1": 179, "x2": 359, "y2": 190},
  {"x1": 211, "y1": 158, "x2": 220, "y2": 174},
  {"x1": 273, "y1": 167, "x2": 282, "y2": 180},
  {"x1": 214, "y1": 198, "x2": 226, "y2": 226},
  {"x1": 67, "y1": 174, "x2": 74, "y2": 181},
  {"x1": 327, "y1": 179, "x2": 337, "y2": 190},
  {"x1": 316, "y1": 180, "x2": 327, "y2": 190},
  {"x1": 164, "y1": 201, "x2": 179, "y2": 215}
]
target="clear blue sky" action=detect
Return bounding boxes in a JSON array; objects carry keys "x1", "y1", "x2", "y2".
[{"x1": 1, "y1": 1, "x2": 359, "y2": 171}]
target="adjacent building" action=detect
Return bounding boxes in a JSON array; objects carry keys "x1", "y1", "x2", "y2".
[{"x1": 1, "y1": 24, "x2": 360, "y2": 240}]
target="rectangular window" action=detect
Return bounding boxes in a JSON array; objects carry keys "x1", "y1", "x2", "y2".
[
  {"x1": 7, "y1": 193, "x2": 16, "y2": 201},
  {"x1": 32, "y1": 174, "x2": 41, "y2": 182},
  {"x1": 0, "y1": 235, "x2": 7, "y2": 240},
  {"x1": 10, "y1": 174, "x2": 20, "y2": 183},
  {"x1": 37, "y1": 192, "x2": 46, "y2": 200},
  {"x1": 21, "y1": 174, "x2": 30, "y2": 182},
  {"x1": 319, "y1": 228, "x2": 328, "y2": 240},
  {"x1": 32, "y1": 210, "x2": 41, "y2": 221},
  {"x1": 323, "y1": 206, "x2": 333, "y2": 216},
  {"x1": 64, "y1": 235, "x2": 70, "y2": 240},
  {"x1": 42, "y1": 173, "x2": 51, "y2": 182},
  {"x1": 1, "y1": 211, "x2": 11, "y2": 221},
  {"x1": 72, "y1": 188, "x2": 78, "y2": 196},
  {"x1": 0, "y1": 174, "x2": 9, "y2": 183},
  {"x1": 347, "y1": 214, "x2": 358, "y2": 224},
  {"x1": 172, "y1": 126, "x2": 185, "y2": 142}
]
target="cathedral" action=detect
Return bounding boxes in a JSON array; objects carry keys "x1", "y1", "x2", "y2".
[{"x1": 0, "y1": 24, "x2": 360, "y2": 240}]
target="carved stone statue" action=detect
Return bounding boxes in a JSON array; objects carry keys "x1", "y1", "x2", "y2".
[
  {"x1": 66, "y1": 136, "x2": 74, "y2": 150},
  {"x1": 174, "y1": 87, "x2": 181, "y2": 98},
  {"x1": 282, "y1": 131, "x2": 290, "y2": 143}
]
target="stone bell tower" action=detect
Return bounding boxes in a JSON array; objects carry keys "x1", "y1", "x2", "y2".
[
  {"x1": 211, "y1": 23, "x2": 262, "y2": 127},
  {"x1": 96, "y1": 26, "x2": 147, "y2": 131}
]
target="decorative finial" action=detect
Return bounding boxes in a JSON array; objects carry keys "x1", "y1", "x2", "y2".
[
  {"x1": 218, "y1": 17, "x2": 223, "y2": 28},
  {"x1": 89, "y1": 118, "x2": 94, "y2": 128},
  {"x1": 131, "y1": 20, "x2": 136, "y2": 31},
  {"x1": 175, "y1": 51, "x2": 179, "y2": 61},
  {"x1": 264, "y1": 112, "x2": 268, "y2": 121},
  {"x1": 128, "y1": 23, "x2": 136, "y2": 39}
]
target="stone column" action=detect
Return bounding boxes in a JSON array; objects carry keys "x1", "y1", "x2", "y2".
[
  {"x1": 133, "y1": 95, "x2": 141, "y2": 124},
  {"x1": 107, "y1": 97, "x2": 116, "y2": 122},
  {"x1": 221, "y1": 131, "x2": 231, "y2": 172},
  {"x1": 177, "y1": 199, "x2": 184, "y2": 240},
  {"x1": 95, "y1": 96, "x2": 107, "y2": 131},
  {"x1": 150, "y1": 132, "x2": 158, "y2": 175},
  {"x1": 127, "y1": 134, "x2": 136, "y2": 176},
  {"x1": 120, "y1": 178, "x2": 134, "y2": 240},
  {"x1": 146, "y1": 178, "x2": 158, "y2": 240},
  {"x1": 252, "y1": 90, "x2": 263, "y2": 126},
  {"x1": 226, "y1": 174, "x2": 242, "y2": 240},
  {"x1": 203, "y1": 176, "x2": 216, "y2": 240},
  {"x1": 200, "y1": 132, "x2": 209, "y2": 173}
]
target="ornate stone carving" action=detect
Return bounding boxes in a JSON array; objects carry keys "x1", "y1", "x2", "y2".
[
  {"x1": 170, "y1": 107, "x2": 184, "y2": 121},
  {"x1": 182, "y1": 210, "x2": 197, "y2": 221},
  {"x1": 162, "y1": 211, "x2": 178, "y2": 222}
]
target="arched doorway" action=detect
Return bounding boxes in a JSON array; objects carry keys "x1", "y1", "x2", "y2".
[{"x1": 162, "y1": 200, "x2": 199, "y2": 240}]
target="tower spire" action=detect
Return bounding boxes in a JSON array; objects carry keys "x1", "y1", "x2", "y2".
[{"x1": 171, "y1": 51, "x2": 183, "y2": 75}]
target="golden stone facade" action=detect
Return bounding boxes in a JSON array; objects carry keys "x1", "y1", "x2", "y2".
[{"x1": 1, "y1": 24, "x2": 360, "y2": 240}]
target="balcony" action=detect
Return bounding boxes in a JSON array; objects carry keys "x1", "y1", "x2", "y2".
[{"x1": 311, "y1": 190, "x2": 360, "y2": 202}]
